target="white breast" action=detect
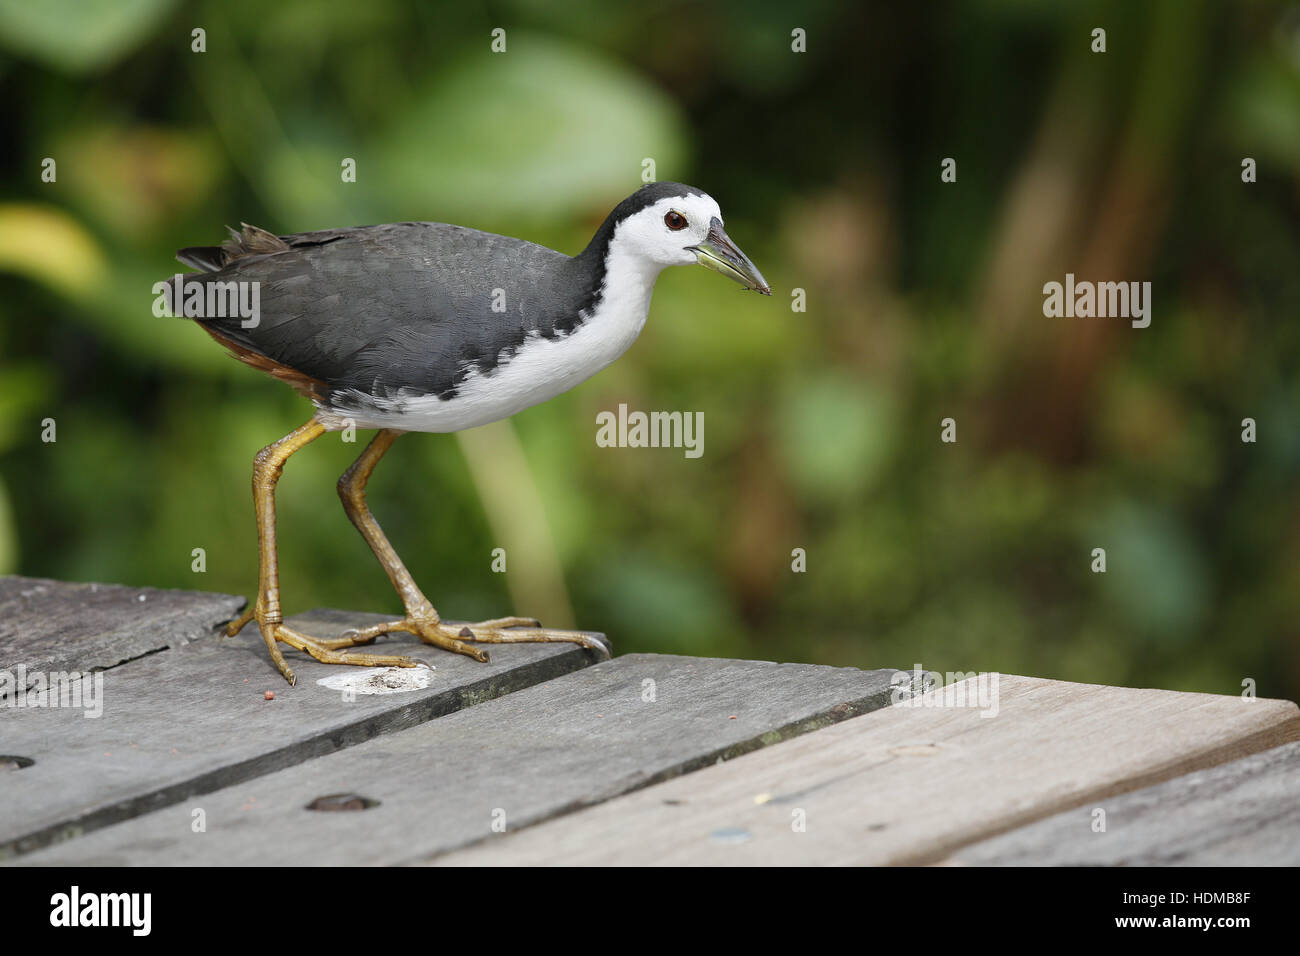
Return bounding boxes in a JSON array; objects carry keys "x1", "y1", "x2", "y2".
[{"x1": 316, "y1": 239, "x2": 663, "y2": 433}]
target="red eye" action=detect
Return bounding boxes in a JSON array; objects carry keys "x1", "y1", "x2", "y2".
[{"x1": 664, "y1": 211, "x2": 687, "y2": 230}]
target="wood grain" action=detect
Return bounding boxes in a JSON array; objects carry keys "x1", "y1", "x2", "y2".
[
  {"x1": 946, "y1": 739, "x2": 1300, "y2": 866},
  {"x1": 429, "y1": 675, "x2": 1300, "y2": 866},
  {"x1": 1, "y1": 604, "x2": 604, "y2": 859},
  {"x1": 0, "y1": 575, "x2": 243, "y2": 683},
  {"x1": 11, "y1": 654, "x2": 903, "y2": 865}
]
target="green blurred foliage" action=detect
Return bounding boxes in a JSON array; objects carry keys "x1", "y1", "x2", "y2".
[{"x1": 0, "y1": 0, "x2": 1297, "y2": 701}]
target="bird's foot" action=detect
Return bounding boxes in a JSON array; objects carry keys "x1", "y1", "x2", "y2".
[
  {"x1": 224, "y1": 602, "x2": 255, "y2": 637},
  {"x1": 341, "y1": 612, "x2": 610, "y2": 663},
  {"x1": 227, "y1": 602, "x2": 605, "y2": 683},
  {"x1": 229, "y1": 602, "x2": 426, "y2": 685},
  {"x1": 273, "y1": 623, "x2": 425, "y2": 686}
]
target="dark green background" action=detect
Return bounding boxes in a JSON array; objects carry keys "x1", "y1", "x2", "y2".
[{"x1": 1, "y1": 0, "x2": 1297, "y2": 700}]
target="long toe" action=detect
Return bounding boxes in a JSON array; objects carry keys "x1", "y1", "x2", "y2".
[
  {"x1": 453, "y1": 622, "x2": 610, "y2": 659},
  {"x1": 404, "y1": 619, "x2": 491, "y2": 662},
  {"x1": 275, "y1": 624, "x2": 423, "y2": 669},
  {"x1": 226, "y1": 603, "x2": 256, "y2": 637},
  {"x1": 469, "y1": 615, "x2": 542, "y2": 629}
]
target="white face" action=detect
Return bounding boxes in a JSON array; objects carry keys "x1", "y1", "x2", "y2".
[{"x1": 612, "y1": 192, "x2": 723, "y2": 267}]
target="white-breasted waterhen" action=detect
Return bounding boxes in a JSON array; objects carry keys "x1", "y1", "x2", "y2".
[{"x1": 176, "y1": 182, "x2": 770, "y2": 684}]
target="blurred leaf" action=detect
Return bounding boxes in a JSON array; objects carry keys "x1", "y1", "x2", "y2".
[
  {"x1": 60, "y1": 257, "x2": 253, "y2": 374},
  {"x1": 56, "y1": 125, "x2": 224, "y2": 240},
  {"x1": 0, "y1": 204, "x2": 109, "y2": 297},
  {"x1": 378, "y1": 34, "x2": 688, "y2": 223},
  {"x1": 776, "y1": 376, "x2": 897, "y2": 502},
  {"x1": 0, "y1": 0, "x2": 177, "y2": 73}
]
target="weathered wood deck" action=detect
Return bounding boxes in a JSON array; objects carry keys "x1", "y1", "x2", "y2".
[{"x1": 3, "y1": 576, "x2": 1298, "y2": 866}]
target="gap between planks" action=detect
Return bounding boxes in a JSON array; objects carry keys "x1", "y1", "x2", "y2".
[{"x1": 428, "y1": 674, "x2": 1300, "y2": 866}]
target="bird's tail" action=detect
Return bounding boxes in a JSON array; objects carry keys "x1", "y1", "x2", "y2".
[{"x1": 175, "y1": 223, "x2": 288, "y2": 272}]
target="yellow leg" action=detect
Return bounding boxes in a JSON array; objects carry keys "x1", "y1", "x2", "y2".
[
  {"x1": 337, "y1": 429, "x2": 608, "y2": 661},
  {"x1": 226, "y1": 419, "x2": 425, "y2": 684}
]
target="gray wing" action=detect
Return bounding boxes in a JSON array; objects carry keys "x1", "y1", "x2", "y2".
[{"x1": 184, "y1": 222, "x2": 590, "y2": 399}]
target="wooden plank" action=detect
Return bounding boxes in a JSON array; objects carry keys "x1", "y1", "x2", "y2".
[
  {"x1": 0, "y1": 575, "x2": 244, "y2": 683},
  {"x1": 0, "y1": 605, "x2": 605, "y2": 859},
  {"x1": 10, "y1": 654, "x2": 904, "y2": 865},
  {"x1": 945, "y1": 739, "x2": 1300, "y2": 866},
  {"x1": 429, "y1": 675, "x2": 1300, "y2": 866}
]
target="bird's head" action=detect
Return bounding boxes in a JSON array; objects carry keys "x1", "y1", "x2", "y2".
[{"x1": 601, "y1": 182, "x2": 771, "y2": 295}]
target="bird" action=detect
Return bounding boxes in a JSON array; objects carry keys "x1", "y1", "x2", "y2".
[{"x1": 174, "y1": 181, "x2": 770, "y2": 684}]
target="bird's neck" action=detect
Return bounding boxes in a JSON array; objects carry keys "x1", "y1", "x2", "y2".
[{"x1": 570, "y1": 226, "x2": 664, "y2": 356}]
